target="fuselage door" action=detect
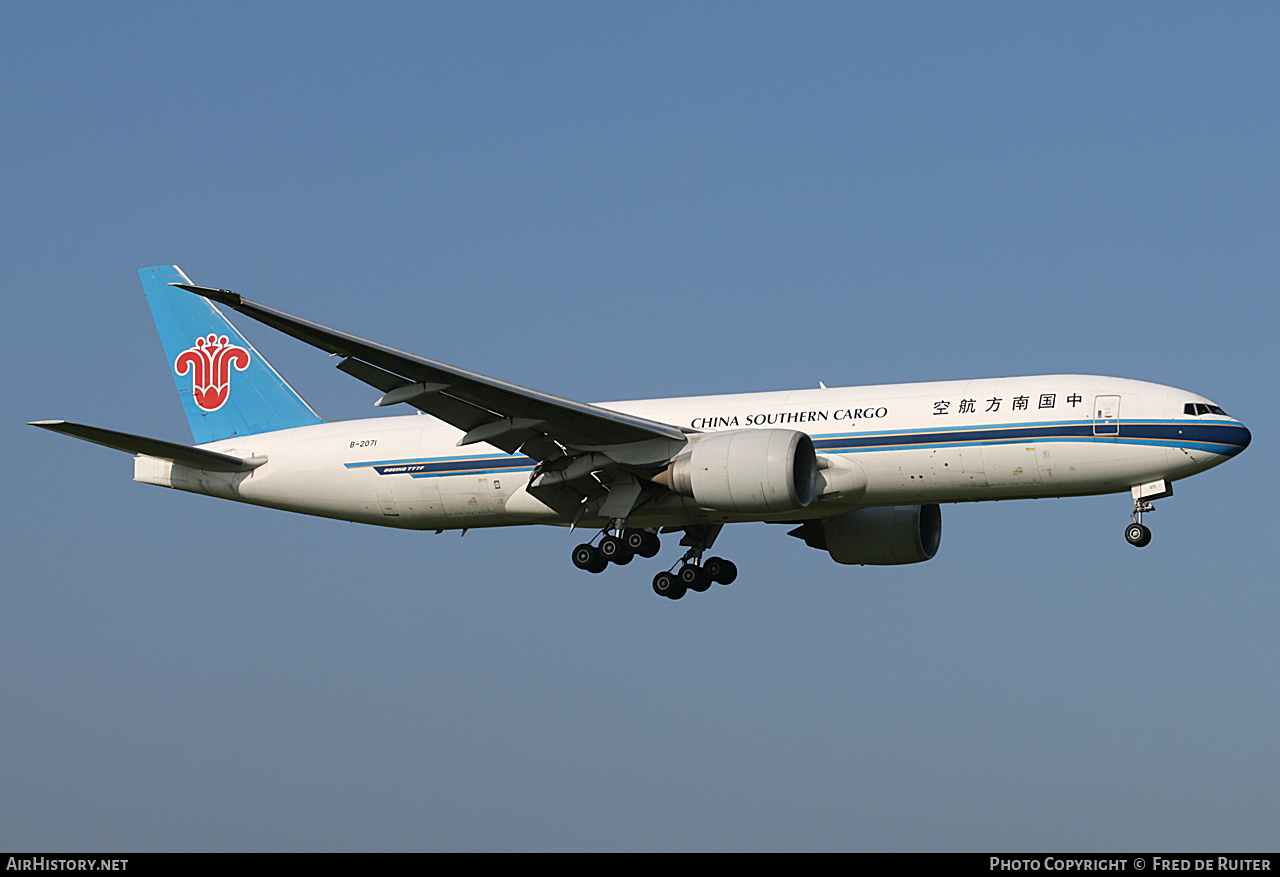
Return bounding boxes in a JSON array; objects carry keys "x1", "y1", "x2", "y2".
[
  {"x1": 376, "y1": 488, "x2": 400, "y2": 516},
  {"x1": 1093, "y1": 395, "x2": 1121, "y2": 436},
  {"x1": 440, "y1": 475, "x2": 496, "y2": 517}
]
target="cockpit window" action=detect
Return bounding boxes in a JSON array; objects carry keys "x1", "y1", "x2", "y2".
[{"x1": 1185, "y1": 402, "x2": 1229, "y2": 416}]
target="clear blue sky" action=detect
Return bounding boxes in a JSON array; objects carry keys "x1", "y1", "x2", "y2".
[{"x1": 3, "y1": 2, "x2": 1277, "y2": 852}]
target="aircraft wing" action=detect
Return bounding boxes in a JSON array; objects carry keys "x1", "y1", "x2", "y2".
[{"x1": 172, "y1": 283, "x2": 688, "y2": 458}]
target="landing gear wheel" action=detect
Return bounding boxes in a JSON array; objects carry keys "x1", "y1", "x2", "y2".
[
  {"x1": 572, "y1": 543, "x2": 608, "y2": 573},
  {"x1": 652, "y1": 571, "x2": 686, "y2": 600},
  {"x1": 599, "y1": 534, "x2": 634, "y2": 565},
  {"x1": 625, "y1": 529, "x2": 661, "y2": 558},
  {"x1": 641, "y1": 532, "x2": 661, "y2": 557},
  {"x1": 1125, "y1": 523, "x2": 1152, "y2": 548},
  {"x1": 703, "y1": 557, "x2": 738, "y2": 585},
  {"x1": 679, "y1": 564, "x2": 711, "y2": 592}
]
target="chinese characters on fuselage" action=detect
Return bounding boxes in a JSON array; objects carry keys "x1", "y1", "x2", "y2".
[{"x1": 932, "y1": 392, "x2": 1084, "y2": 415}]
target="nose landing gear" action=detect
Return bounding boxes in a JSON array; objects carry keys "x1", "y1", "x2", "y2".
[{"x1": 1124, "y1": 479, "x2": 1172, "y2": 548}]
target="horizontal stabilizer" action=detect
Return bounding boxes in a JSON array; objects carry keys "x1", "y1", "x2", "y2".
[{"x1": 28, "y1": 420, "x2": 265, "y2": 472}]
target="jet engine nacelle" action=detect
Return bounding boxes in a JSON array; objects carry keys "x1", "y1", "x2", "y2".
[
  {"x1": 790, "y1": 504, "x2": 942, "y2": 565},
  {"x1": 655, "y1": 428, "x2": 819, "y2": 514}
]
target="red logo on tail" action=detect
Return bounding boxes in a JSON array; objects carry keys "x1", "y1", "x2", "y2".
[{"x1": 175, "y1": 334, "x2": 250, "y2": 412}]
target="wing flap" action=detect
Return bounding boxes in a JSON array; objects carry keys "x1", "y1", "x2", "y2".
[{"x1": 335, "y1": 357, "x2": 495, "y2": 432}]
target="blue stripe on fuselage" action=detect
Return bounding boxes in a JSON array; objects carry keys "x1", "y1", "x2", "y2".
[
  {"x1": 342, "y1": 419, "x2": 1250, "y2": 477},
  {"x1": 346, "y1": 455, "x2": 536, "y2": 478},
  {"x1": 812, "y1": 419, "x2": 1250, "y2": 456}
]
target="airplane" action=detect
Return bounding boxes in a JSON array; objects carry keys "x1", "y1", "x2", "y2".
[{"x1": 31, "y1": 266, "x2": 1252, "y2": 600}]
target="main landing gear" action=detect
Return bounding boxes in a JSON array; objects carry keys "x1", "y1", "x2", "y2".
[
  {"x1": 571, "y1": 527, "x2": 661, "y2": 574},
  {"x1": 651, "y1": 555, "x2": 737, "y2": 601},
  {"x1": 571, "y1": 523, "x2": 739, "y2": 599}
]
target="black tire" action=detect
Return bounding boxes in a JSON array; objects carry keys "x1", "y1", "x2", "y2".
[
  {"x1": 572, "y1": 543, "x2": 606, "y2": 572},
  {"x1": 653, "y1": 571, "x2": 685, "y2": 600},
  {"x1": 705, "y1": 557, "x2": 738, "y2": 585},
  {"x1": 679, "y1": 564, "x2": 711, "y2": 592},
  {"x1": 599, "y1": 535, "x2": 633, "y2": 565},
  {"x1": 634, "y1": 530, "x2": 662, "y2": 558},
  {"x1": 1125, "y1": 523, "x2": 1152, "y2": 548}
]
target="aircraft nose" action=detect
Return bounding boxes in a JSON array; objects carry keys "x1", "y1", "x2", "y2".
[{"x1": 1238, "y1": 421, "x2": 1252, "y2": 453}]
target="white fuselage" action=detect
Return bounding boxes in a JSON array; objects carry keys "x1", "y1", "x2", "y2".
[{"x1": 133, "y1": 374, "x2": 1250, "y2": 531}]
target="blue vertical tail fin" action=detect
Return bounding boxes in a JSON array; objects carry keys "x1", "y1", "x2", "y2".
[{"x1": 139, "y1": 265, "x2": 324, "y2": 444}]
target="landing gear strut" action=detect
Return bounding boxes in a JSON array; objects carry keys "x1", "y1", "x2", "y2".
[
  {"x1": 1124, "y1": 479, "x2": 1172, "y2": 548},
  {"x1": 1126, "y1": 499, "x2": 1154, "y2": 548}
]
